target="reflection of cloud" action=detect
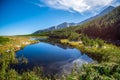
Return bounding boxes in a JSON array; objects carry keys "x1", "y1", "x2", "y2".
[
  {"x1": 46, "y1": 54, "x2": 93, "y2": 75},
  {"x1": 61, "y1": 54, "x2": 93, "y2": 74},
  {"x1": 39, "y1": 0, "x2": 116, "y2": 13}
]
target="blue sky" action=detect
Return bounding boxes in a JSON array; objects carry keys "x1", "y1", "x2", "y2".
[{"x1": 0, "y1": 0, "x2": 120, "y2": 35}]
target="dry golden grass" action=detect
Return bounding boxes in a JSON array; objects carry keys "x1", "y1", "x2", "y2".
[
  {"x1": 60, "y1": 39, "x2": 69, "y2": 44},
  {"x1": 0, "y1": 36, "x2": 37, "y2": 54}
]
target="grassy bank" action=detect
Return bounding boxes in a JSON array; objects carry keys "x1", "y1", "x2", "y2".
[
  {"x1": 60, "y1": 38, "x2": 120, "y2": 63},
  {"x1": 0, "y1": 36, "x2": 43, "y2": 80},
  {"x1": 0, "y1": 36, "x2": 120, "y2": 80},
  {"x1": 0, "y1": 36, "x2": 38, "y2": 54}
]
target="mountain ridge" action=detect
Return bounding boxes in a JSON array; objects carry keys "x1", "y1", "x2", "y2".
[
  {"x1": 33, "y1": 6, "x2": 115, "y2": 34},
  {"x1": 78, "y1": 6, "x2": 115, "y2": 25}
]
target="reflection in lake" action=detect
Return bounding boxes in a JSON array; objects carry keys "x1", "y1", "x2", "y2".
[{"x1": 15, "y1": 42, "x2": 93, "y2": 75}]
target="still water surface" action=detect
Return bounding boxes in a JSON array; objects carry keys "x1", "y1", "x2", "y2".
[{"x1": 16, "y1": 41, "x2": 93, "y2": 75}]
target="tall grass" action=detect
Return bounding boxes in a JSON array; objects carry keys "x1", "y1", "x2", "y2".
[{"x1": 0, "y1": 36, "x2": 120, "y2": 80}]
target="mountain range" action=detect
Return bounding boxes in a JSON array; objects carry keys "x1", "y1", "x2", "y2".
[{"x1": 33, "y1": 6, "x2": 115, "y2": 34}]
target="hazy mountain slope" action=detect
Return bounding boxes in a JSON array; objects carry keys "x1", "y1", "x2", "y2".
[
  {"x1": 33, "y1": 22, "x2": 77, "y2": 34},
  {"x1": 78, "y1": 6, "x2": 115, "y2": 25}
]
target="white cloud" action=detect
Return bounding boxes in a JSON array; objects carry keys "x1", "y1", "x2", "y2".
[{"x1": 40, "y1": 0, "x2": 116, "y2": 13}]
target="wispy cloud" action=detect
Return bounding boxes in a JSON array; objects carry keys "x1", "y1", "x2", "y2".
[
  {"x1": 28, "y1": 1, "x2": 44, "y2": 7},
  {"x1": 34, "y1": 3, "x2": 44, "y2": 7},
  {"x1": 39, "y1": 0, "x2": 117, "y2": 13}
]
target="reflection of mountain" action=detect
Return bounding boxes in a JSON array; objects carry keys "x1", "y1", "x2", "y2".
[{"x1": 33, "y1": 6, "x2": 115, "y2": 34}]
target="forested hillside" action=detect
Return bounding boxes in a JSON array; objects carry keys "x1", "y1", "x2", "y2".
[{"x1": 76, "y1": 6, "x2": 120, "y2": 41}]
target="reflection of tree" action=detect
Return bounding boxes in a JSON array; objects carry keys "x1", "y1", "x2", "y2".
[
  {"x1": 54, "y1": 43, "x2": 70, "y2": 49},
  {"x1": 33, "y1": 38, "x2": 47, "y2": 41},
  {"x1": 18, "y1": 53, "x2": 28, "y2": 64},
  {"x1": 42, "y1": 39, "x2": 74, "y2": 49}
]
